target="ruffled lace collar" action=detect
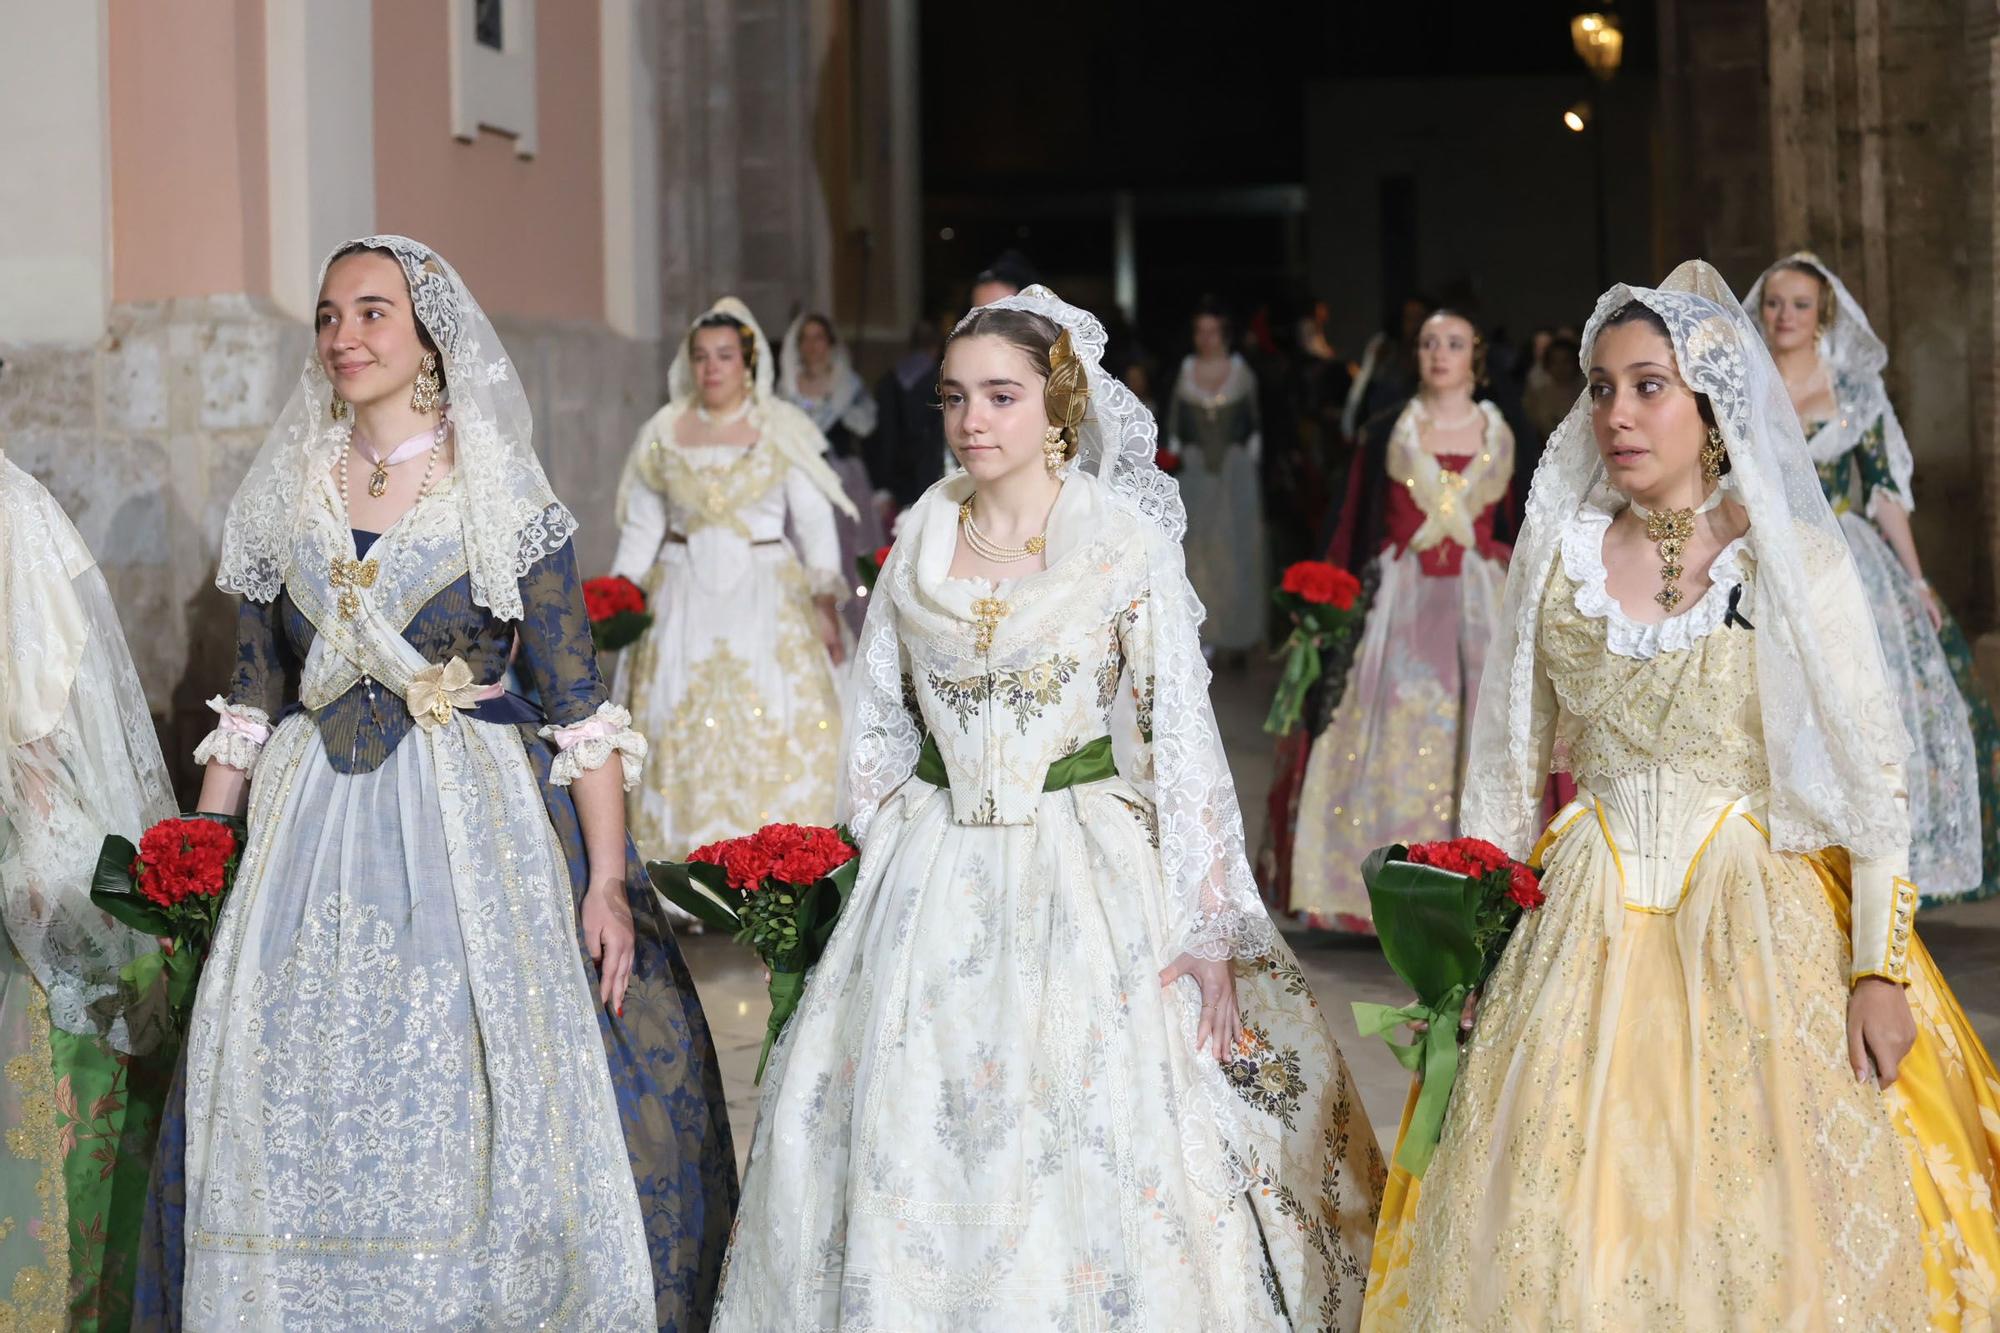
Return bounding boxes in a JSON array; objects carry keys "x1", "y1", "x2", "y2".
[{"x1": 1559, "y1": 500, "x2": 1751, "y2": 660}]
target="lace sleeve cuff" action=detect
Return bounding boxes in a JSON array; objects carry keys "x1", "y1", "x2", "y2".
[
  {"x1": 808, "y1": 566, "x2": 850, "y2": 602},
  {"x1": 193, "y1": 696, "x2": 271, "y2": 773},
  {"x1": 540, "y1": 702, "x2": 648, "y2": 790}
]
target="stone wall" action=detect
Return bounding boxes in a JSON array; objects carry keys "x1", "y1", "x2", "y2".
[
  {"x1": 0, "y1": 299, "x2": 661, "y2": 798},
  {"x1": 1663, "y1": 0, "x2": 1997, "y2": 644}
]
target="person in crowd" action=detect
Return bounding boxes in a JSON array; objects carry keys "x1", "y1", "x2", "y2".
[
  {"x1": 1746, "y1": 252, "x2": 1999, "y2": 904},
  {"x1": 1167, "y1": 299, "x2": 1268, "y2": 660},
  {"x1": 610, "y1": 298, "x2": 855, "y2": 859},
  {"x1": 1272, "y1": 309, "x2": 1514, "y2": 929},
  {"x1": 779, "y1": 310, "x2": 889, "y2": 633}
]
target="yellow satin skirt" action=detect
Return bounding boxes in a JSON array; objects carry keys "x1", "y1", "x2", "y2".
[{"x1": 1361, "y1": 804, "x2": 2000, "y2": 1331}]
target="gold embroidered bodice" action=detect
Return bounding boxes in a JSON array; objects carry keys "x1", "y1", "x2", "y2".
[{"x1": 1540, "y1": 557, "x2": 1766, "y2": 800}]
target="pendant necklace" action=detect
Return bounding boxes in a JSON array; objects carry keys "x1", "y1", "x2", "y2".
[
  {"x1": 1629, "y1": 486, "x2": 1723, "y2": 612},
  {"x1": 352, "y1": 423, "x2": 446, "y2": 499}
]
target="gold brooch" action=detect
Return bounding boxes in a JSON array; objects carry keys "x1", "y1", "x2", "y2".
[{"x1": 329, "y1": 557, "x2": 379, "y2": 619}]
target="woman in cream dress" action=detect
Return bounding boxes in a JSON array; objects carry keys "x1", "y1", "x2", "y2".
[
  {"x1": 714, "y1": 287, "x2": 1384, "y2": 1332},
  {"x1": 611, "y1": 299, "x2": 858, "y2": 858},
  {"x1": 1364, "y1": 262, "x2": 2000, "y2": 1332}
]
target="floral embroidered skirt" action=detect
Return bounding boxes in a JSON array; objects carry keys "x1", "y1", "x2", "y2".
[
  {"x1": 1364, "y1": 786, "x2": 2000, "y2": 1331},
  {"x1": 714, "y1": 776, "x2": 1385, "y2": 1331}
]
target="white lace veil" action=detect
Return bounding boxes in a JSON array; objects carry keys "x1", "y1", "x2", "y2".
[
  {"x1": 1743, "y1": 252, "x2": 1916, "y2": 511},
  {"x1": 1462, "y1": 260, "x2": 1910, "y2": 862},
  {"x1": 216, "y1": 234, "x2": 576, "y2": 623},
  {"x1": 839, "y1": 286, "x2": 1267, "y2": 964},
  {"x1": 0, "y1": 454, "x2": 177, "y2": 1052}
]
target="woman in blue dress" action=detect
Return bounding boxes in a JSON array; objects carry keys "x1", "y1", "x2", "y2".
[{"x1": 135, "y1": 235, "x2": 736, "y2": 1330}]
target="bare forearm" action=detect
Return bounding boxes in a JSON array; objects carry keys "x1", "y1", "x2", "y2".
[
  {"x1": 196, "y1": 762, "x2": 250, "y2": 817},
  {"x1": 1872, "y1": 499, "x2": 1926, "y2": 583},
  {"x1": 569, "y1": 760, "x2": 630, "y2": 895}
]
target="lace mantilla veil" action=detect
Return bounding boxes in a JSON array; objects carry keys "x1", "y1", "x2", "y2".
[
  {"x1": 1461, "y1": 260, "x2": 1911, "y2": 862},
  {"x1": 837, "y1": 285, "x2": 1273, "y2": 968},
  {"x1": 1743, "y1": 251, "x2": 1917, "y2": 512},
  {"x1": 216, "y1": 235, "x2": 574, "y2": 623}
]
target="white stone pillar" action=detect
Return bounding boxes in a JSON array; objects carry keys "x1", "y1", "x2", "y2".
[
  {"x1": 0, "y1": 0, "x2": 111, "y2": 342},
  {"x1": 602, "y1": 0, "x2": 662, "y2": 340},
  {"x1": 264, "y1": 0, "x2": 376, "y2": 320}
]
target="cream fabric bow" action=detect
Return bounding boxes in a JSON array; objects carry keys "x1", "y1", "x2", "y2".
[{"x1": 406, "y1": 657, "x2": 485, "y2": 730}]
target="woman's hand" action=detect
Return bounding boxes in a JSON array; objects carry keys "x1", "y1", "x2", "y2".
[
  {"x1": 1160, "y1": 953, "x2": 1240, "y2": 1061},
  {"x1": 1916, "y1": 581, "x2": 1945, "y2": 632},
  {"x1": 816, "y1": 596, "x2": 847, "y2": 666},
  {"x1": 582, "y1": 879, "x2": 637, "y2": 1015},
  {"x1": 1407, "y1": 989, "x2": 1480, "y2": 1046},
  {"x1": 1848, "y1": 977, "x2": 1916, "y2": 1086}
]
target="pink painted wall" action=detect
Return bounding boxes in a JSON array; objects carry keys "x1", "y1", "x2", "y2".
[
  {"x1": 109, "y1": 0, "x2": 269, "y2": 302},
  {"x1": 371, "y1": 2, "x2": 605, "y2": 323}
]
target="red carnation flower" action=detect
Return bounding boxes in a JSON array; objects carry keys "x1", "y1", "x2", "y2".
[
  {"x1": 1155, "y1": 447, "x2": 1183, "y2": 475},
  {"x1": 1506, "y1": 864, "x2": 1546, "y2": 911},
  {"x1": 1280, "y1": 560, "x2": 1361, "y2": 610},
  {"x1": 135, "y1": 819, "x2": 237, "y2": 908},
  {"x1": 871, "y1": 545, "x2": 893, "y2": 568}
]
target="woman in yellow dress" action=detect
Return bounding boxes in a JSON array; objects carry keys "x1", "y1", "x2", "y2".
[
  {"x1": 610, "y1": 298, "x2": 858, "y2": 858},
  {"x1": 1364, "y1": 261, "x2": 2000, "y2": 1331}
]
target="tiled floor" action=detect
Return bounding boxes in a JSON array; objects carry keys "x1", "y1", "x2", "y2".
[{"x1": 679, "y1": 659, "x2": 2000, "y2": 1170}]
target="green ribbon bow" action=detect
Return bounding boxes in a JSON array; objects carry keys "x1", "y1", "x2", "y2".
[{"x1": 1351, "y1": 982, "x2": 1471, "y2": 1178}]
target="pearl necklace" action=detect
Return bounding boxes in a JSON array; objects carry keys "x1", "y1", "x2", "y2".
[
  {"x1": 1629, "y1": 486, "x2": 1723, "y2": 612},
  {"x1": 1415, "y1": 398, "x2": 1483, "y2": 432},
  {"x1": 958, "y1": 500, "x2": 1047, "y2": 562}
]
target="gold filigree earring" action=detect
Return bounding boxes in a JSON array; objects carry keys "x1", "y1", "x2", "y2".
[
  {"x1": 329, "y1": 393, "x2": 349, "y2": 422},
  {"x1": 1042, "y1": 426, "x2": 1068, "y2": 477},
  {"x1": 1701, "y1": 426, "x2": 1727, "y2": 482},
  {"x1": 410, "y1": 352, "x2": 442, "y2": 413}
]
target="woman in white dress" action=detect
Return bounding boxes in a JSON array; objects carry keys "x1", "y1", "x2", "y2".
[
  {"x1": 0, "y1": 447, "x2": 176, "y2": 1327},
  {"x1": 714, "y1": 287, "x2": 1385, "y2": 1332},
  {"x1": 1167, "y1": 302, "x2": 1268, "y2": 656},
  {"x1": 1745, "y1": 253, "x2": 1997, "y2": 903},
  {"x1": 779, "y1": 311, "x2": 889, "y2": 635},
  {"x1": 611, "y1": 299, "x2": 857, "y2": 859}
]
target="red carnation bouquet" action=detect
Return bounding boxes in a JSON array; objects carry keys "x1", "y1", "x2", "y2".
[
  {"x1": 91, "y1": 813, "x2": 247, "y2": 1034},
  {"x1": 649, "y1": 823, "x2": 860, "y2": 1080},
  {"x1": 584, "y1": 574, "x2": 653, "y2": 653},
  {"x1": 855, "y1": 543, "x2": 894, "y2": 595},
  {"x1": 1351, "y1": 836, "x2": 1545, "y2": 1176},
  {"x1": 1263, "y1": 559, "x2": 1365, "y2": 735}
]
